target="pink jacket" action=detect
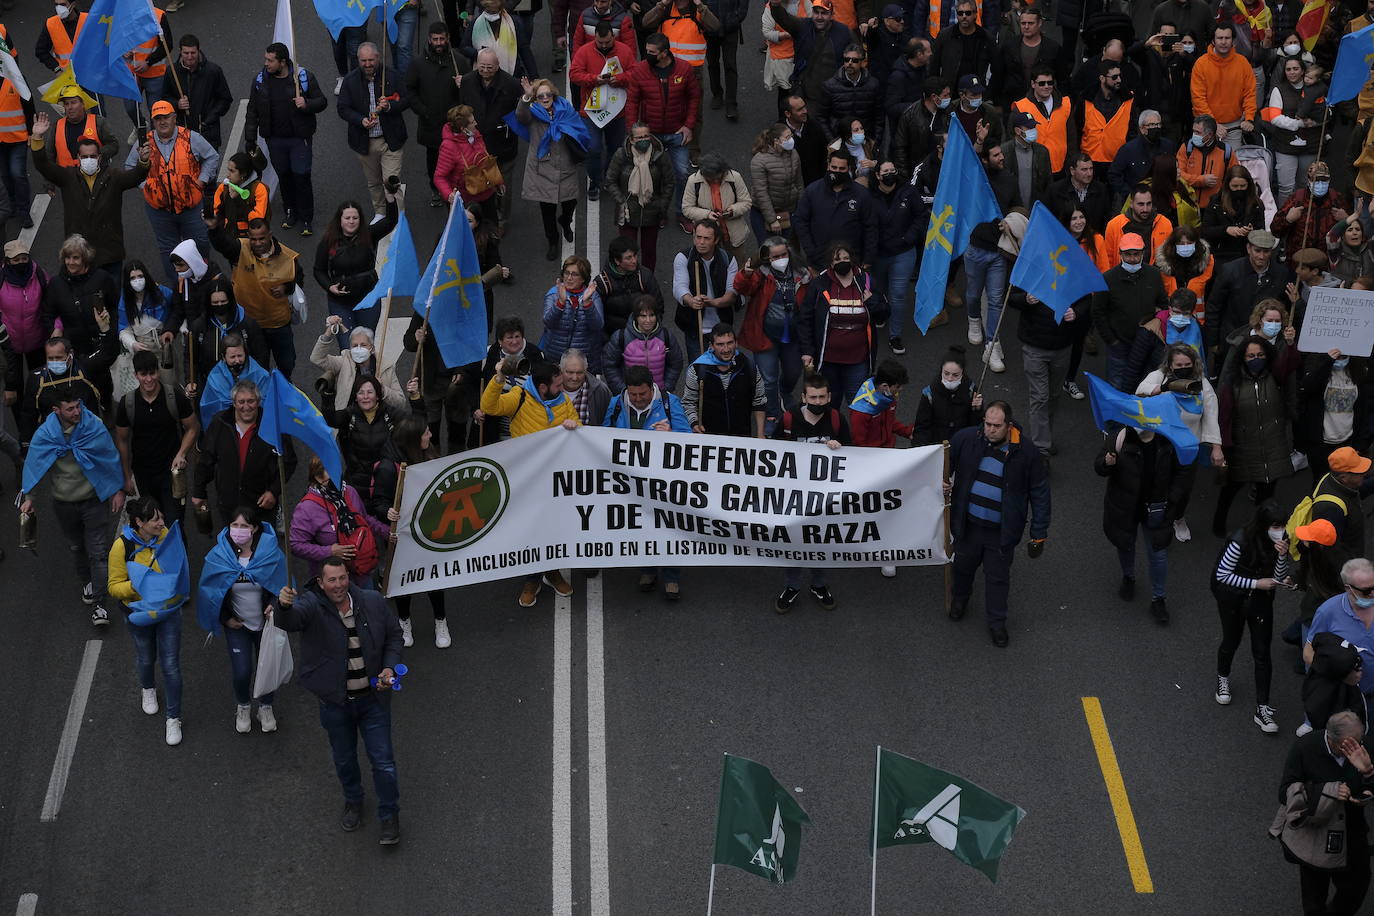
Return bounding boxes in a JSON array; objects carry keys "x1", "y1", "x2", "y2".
[
  {"x1": 288, "y1": 484, "x2": 390, "y2": 586},
  {"x1": 0, "y1": 267, "x2": 49, "y2": 355},
  {"x1": 434, "y1": 124, "x2": 497, "y2": 204}
]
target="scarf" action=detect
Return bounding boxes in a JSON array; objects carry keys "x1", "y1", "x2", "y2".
[
  {"x1": 850, "y1": 377, "x2": 894, "y2": 416},
  {"x1": 196, "y1": 523, "x2": 288, "y2": 633},
  {"x1": 521, "y1": 374, "x2": 570, "y2": 423},
  {"x1": 124, "y1": 522, "x2": 191, "y2": 624},
  {"x1": 1162, "y1": 312, "x2": 1207, "y2": 372},
  {"x1": 470, "y1": 11, "x2": 518, "y2": 74},
  {"x1": 693, "y1": 350, "x2": 732, "y2": 367},
  {"x1": 2, "y1": 260, "x2": 33, "y2": 286},
  {"x1": 23, "y1": 408, "x2": 124, "y2": 500},
  {"x1": 504, "y1": 95, "x2": 591, "y2": 160},
  {"x1": 311, "y1": 480, "x2": 358, "y2": 534},
  {"x1": 628, "y1": 143, "x2": 655, "y2": 206}
]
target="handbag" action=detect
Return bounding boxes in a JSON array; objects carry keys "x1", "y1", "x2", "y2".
[{"x1": 463, "y1": 153, "x2": 505, "y2": 197}]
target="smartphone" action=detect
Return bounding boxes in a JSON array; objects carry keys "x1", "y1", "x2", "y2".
[{"x1": 1161, "y1": 35, "x2": 1180, "y2": 48}]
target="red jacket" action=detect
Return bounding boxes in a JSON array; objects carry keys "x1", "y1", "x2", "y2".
[
  {"x1": 734, "y1": 266, "x2": 809, "y2": 354},
  {"x1": 849, "y1": 405, "x2": 912, "y2": 448},
  {"x1": 569, "y1": 39, "x2": 636, "y2": 116},
  {"x1": 433, "y1": 124, "x2": 497, "y2": 204},
  {"x1": 624, "y1": 55, "x2": 701, "y2": 135}
]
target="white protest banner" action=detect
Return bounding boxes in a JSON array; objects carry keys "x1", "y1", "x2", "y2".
[
  {"x1": 1297, "y1": 286, "x2": 1374, "y2": 356},
  {"x1": 584, "y1": 56, "x2": 626, "y2": 129},
  {"x1": 385, "y1": 426, "x2": 947, "y2": 597}
]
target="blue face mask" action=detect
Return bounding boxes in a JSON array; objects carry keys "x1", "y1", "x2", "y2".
[
  {"x1": 936, "y1": 96, "x2": 951, "y2": 109},
  {"x1": 1261, "y1": 320, "x2": 1282, "y2": 338},
  {"x1": 1120, "y1": 260, "x2": 1142, "y2": 273},
  {"x1": 46, "y1": 359, "x2": 68, "y2": 375},
  {"x1": 1191, "y1": 133, "x2": 1207, "y2": 147},
  {"x1": 1169, "y1": 313, "x2": 1192, "y2": 329},
  {"x1": 1334, "y1": 357, "x2": 1351, "y2": 369},
  {"x1": 1175, "y1": 243, "x2": 1196, "y2": 258},
  {"x1": 1357, "y1": 595, "x2": 1374, "y2": 609}
]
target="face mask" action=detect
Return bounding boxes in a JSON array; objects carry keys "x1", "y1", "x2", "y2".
[
  {"x1": 936, "y1": 96, "x2": 951, "y2": 109},
  {"x1": 1145, "y1": 126, "x2": 1161, "y2": 142},
  {"x1": 1246, "y1": 356, "x2": 1267, "y2": 374},
  {"x1": 350, "y1": 345, "x2": 371, "y2": 364},
  {"x1": 1357, "y1": 595, "x2": 1374, "y2": 609},
  {"x1": 1268, "y1": 527, "x2": 1287, "y2": 543},
  {"x1": 1120, "y1": 260, "x2": 1142, "y2": 273},
  {"x1": 79, "y1": 157, "x2": 99, "y2": 175},
  {"x1": 1283, "y1": 43, "x2": 1301, "y2": 56},
  {"x1": 1313, "y1": 181, "x2": 1330, "y2": 196},
  {"x1": 850, "y1": 132, "x2": 865, "y2": 145},
  {"x1": 1023, "y1": 127, "x2": 1038, "y2": 142},
  {"x1": 1179, "y1": 43, "x2": 1195, "y2": 54},
  {"x1": 482, "y1": 10, "x2": 501, "y2": 19},
  {"x1": 941, "y1": 378, "x2": 962, "y2": 391},
  {"x1": 177, "y1": 267, "x2": 193, "y2": 279},
  {"x1": 633, "y1": 139, "x2": 652, "y2": 152},
  {"x1": 1191, "y1": 134, "x2": 1207, "y2": 147},
  {"x1": 1175, "y1": 243, "x2": 1196, "y2": 258},
  {"x1": 1169, "y1": 313, "x2": 1192, "y2": 329},
  {"x1": 967, "y1": 96, "x2": 983, "y2": 108},
  {"x1": 46, "y1": 359, "x2": 68, "y2": 374},
  {"x1": 1261, "y1": 320, "x2": 1282, "y2": 338},
  {"x1": 779, "y1": 137, "x2": 795, "y2": 151},
  {"x1": 55, "y1": 4, "x2": 69, "y2": 16},
  {"x1": 1332, "y1": 357, "x2": 1351, "y2": 371},
  {"x1": 832, "y1": 261, "x2": 853, "y2": 276},
  {"x1": 770, "y1": 256, "x2": 790, "y2": 273},
  {"x1": 828, "y1": 171, "x2": 849, "y2": 186},
  {"x1": 130, "y1": 277, "x2": 146, "y2": 293},
  {"x1": 228, "y1": 527, "x2": 253, "y2": 546}
]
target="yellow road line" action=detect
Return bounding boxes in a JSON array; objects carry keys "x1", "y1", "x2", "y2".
[{"x1": 1081, "y1": 697, "x2": 1154, "y2": 893}]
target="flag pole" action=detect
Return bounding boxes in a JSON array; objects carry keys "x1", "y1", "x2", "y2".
[
  {"x1": 158, "y1": 33, "x2": 185, "y2": 99},
  {"x1": 381, "y1": 462, "x2": 406, "y2": 595},
  {"x1": 416, "y1": 203, "x2": 461, "y2": 397},
  {"x1": 942, "y1": 441, "x2": 952, "y2": 614},
  {"x1": 276, "y1": 454, "x2": 296, "y2": 589},
  {"x1": 870, "y1": 744, "x2": 881, "y2": 916},
  {"x1": 1300, "y1": 104, "x2": 1331, "y2": 250},
  {"x1": 705, "y1": 864, "x2": 716, "y2": 916},
  {"x1": 376, "y1": 287, "x2": 394, "y2": 362}
]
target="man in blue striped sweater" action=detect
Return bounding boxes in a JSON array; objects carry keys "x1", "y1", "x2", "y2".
[{"x1": 943, "y1": 400, "x2": 1051, "y2": 646}]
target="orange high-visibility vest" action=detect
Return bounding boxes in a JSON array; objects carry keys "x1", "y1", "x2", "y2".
[
  {"x1": 0, "y1": 25, "x2": 23, "y2": 145},
  {"x1": 128, "y1": 8, "x2": 168, "y2": 80},
  {"x1": 1082, "y1": 97, "x2": 1133, "y2": 164},
  {"x1": 928, "y1": 0, "x2": 982, "y2": 39},
  {"x1": 663, "y1": 14, "x2": 706, "y2": 66},
  {"x1": 768, "y1": 0, "x2": 808, "y2": 60},
  {"x1": 143, "y1": 127, "x2": 204, "y2": 213},
  {"x1": 45, "y1": 13, "x2": 88, "y2": 70},
  {"x1": 1013, "y1": 96, "x2": 1073, "y2": 171},
  {"x1": 55, "y1": 114, "x2": 99, "y2": 167}
]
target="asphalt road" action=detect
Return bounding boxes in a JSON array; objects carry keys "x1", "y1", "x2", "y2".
[{"x1": 0, "y1": 3, "x2": 1335, "y2": 914}]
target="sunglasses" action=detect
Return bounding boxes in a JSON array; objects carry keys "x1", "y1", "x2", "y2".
[
  {"x1": 1034, "y1": 79, "x2": 1054, "y2": 86},
  {"x1": 535, "y1": 93, "x2": 554, "y2": 100},
  {"x1": 956, "y1": 9, "x2": 975, "y2": 15},
  {"x1": 844, "y1": 57, "x2": 864, "y2": 63},
  {"x1": 1350, "y1": 583, "x2": 1374, "y2": 597}
]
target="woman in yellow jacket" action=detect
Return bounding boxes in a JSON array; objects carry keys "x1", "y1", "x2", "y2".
[
  {"x1": 108, "y1": 496, "x2": 189, "y2": 747},
  {"x1": 479, "y1": 358, "x2": 580, "y2": 608}
]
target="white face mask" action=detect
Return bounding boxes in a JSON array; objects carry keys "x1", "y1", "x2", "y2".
[
  {"x1": 1175, "y1": 243, "x2": 1196, "y2": 258},
  {"x1": 941, "y1": 378, "x2": 962, "y2": 391},
  {"x1": 1121, "y1": 260, "x2": 1143, "y2": 273},
  {"x1": 130, "y1": 277, "x2": 146, "y2": 293},
  {"x1": 350, "y1": 345, "x2": 371, "y2": 364},
  {"x1": 79, "y1": 156, "x2": 99, "y2": 175},
  {"x1": 1179, "y1": 43, "x2": 1195, "y2": 54},
  {"x1": 1023, "y1": 127, "x2": 1038, "y2": 142},
  {"x1": 177, "y1": 267, "x2": 194, "y2": 279},
  {"x1": 1169, "y1": 313, "x2": 1191, "y2": 329},
  {"x1": 1283, "y1": 43, "x2": 1301, "y2": 56},
  {"x1": 55, "y1": 4, "x2": 69, "y2": 16},
  {"x1": 1268, "y1": 527, "x2": 1287, "y2": 543},
  {"x1": 482, "y1": 10, "x2": 501, "y2": 19},
  {"x1": 779, "y1": 137, "x2": 795, "y2": 151},
  {"x1": 770, "y1": 256, "x2": 790, "y2": 273}
]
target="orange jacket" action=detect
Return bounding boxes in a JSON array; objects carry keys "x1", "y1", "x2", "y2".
[
  {"x1": 1176, "y1": 139, "x2": 1235, "y2": 208},
  {"x1": 1190, "y1": 48, "x2": 1256, "y2": 124},
  {"x1": 143, "y1": 127, "x2": 204, "y2": 213},
  {"x1": 1104, "y1": 213, "x2": 1173, "y2": 269},
  {"x1": 44, "y1": 13, "x2": 88, "y2": 70},
  {"x1": 1082, "y1": 97, "x2": 1133, "y2": 165},
  {"x1": 1161, "y1": 256, "x2": 1215, "y2": 316}
]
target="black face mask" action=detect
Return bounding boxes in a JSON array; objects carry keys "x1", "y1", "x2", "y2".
[
  {"x1": 1144, "y1": 126, "x2": 1161, "y2": 142},
  {"x1": 833, "y1": 261, "x2": 853, "y2": 276},
  {"x1": 633, "y1": 139, "x2": 652, "y2": 152},
  {"x1": 828, "y1": 170, "x2": 849, "y2": 186}
]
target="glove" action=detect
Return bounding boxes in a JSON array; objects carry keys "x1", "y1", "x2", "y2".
[{"x1": 1026, "y1": 538, "x2": 1045, "y2": 559}]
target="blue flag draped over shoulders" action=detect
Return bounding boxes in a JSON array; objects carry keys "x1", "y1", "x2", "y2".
[
  {"x1": 125, "y1": 523, "x2": 191, "y2": 625},
  {"x1": 200, "y1": 357, "x2": 270, "y2": 421},
  {"x1": 1085, "y1": 372, "x2": 1200, "y2": 463},
  {"x1": 23, "y1": 407, "x2": 124, "y2": 501},
  {"x1": 503, "y1": 96, "x2": 591, "y2": 159},
  {"x1": 1009, "y1": 201, "x2": 1109, "y2": 323},
  {"x1": 197, "y1": 524, "x2": 288, "y2": 633}
]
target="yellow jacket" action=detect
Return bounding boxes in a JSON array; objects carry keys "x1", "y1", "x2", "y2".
[
  {"x1": 108, "y1": 528, "x2": 170, "y2": 604},
  {"x1": 480, "y1": 375, "x2": 580, "y2": 437}
]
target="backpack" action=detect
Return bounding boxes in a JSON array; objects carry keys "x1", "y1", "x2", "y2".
[
  {"x1": 122, "y1": 386, "x2": 179, "y2": 429},
  {"x1": 1286, "y1": 475, "x2": 1348, "y2": 563},
  {"x1": 301, "y1": 489, "x2": 379, "y2": 576}
]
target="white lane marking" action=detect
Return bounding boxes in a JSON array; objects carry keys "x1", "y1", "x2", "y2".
[
  {"x1": 218, "y1": 100, "x2": 247, "y2": 182},
  {"x1": 17, "y1": 196, "x2": 50, "y2": 251},
  {"x1": 15, "y1": 894, "x2": 37, "y2": 916},
  {"x1": 40, "y1": 640, "x2": 102, "y2": 822},
  {"x1": 552, "y1": 579, "x2": 573, "y2": 916},
  {"x1": 586, "y1": 573, "x2": 610, "y2": 916}
]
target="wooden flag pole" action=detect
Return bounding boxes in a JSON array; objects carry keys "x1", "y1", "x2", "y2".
[
  {"x1": 375, "y1": 287, "x2": 394, "y2": 365},
  {"x1": 381, "y1": 463, "x2": 407, "y2": 596},
  {"x1": 870, "y1": 744, "x2": 882, "y2": 916},
  {"x1": 276, "y1": 453, "x2": 296, "y2": 589},
  {"x1": 158, "y1": 33, "x2": 185, "y2": 99},
  {"x1": 1300, "y1": 105, "x2": 1331, "y2": 250},
  {"x1": 693, "y1": 259, "x2": 705, "y2": 353}
]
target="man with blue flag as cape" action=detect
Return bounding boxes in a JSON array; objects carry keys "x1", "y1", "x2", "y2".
[
  {"x1": 20, "y1": 392, "x2": 127, "y2": 628},
  {"x1": 107, "y1": 496, "x2": 190, "y2": 745},
  {"x1": 199, "y1": 339, "x2": 271, "y2": 422}
]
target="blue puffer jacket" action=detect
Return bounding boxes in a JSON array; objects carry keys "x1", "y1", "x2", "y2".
[
  {"x1": 948, "y1": 420, "x2": 1051, "y2": 548},
  {"x1": 540, "y1": 284, "x2": 606, "y2": 372},
  {"x1": 602, "y1": 387, "x2": 692, "y2": 431}
]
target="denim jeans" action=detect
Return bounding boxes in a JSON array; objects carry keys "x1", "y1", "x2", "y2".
[
  {"x1": 512, "y1": 12, "x2": 539, "y2": 79},
  {"x1": 389, "y1": 7, "x2": 418, "y2": 81},
  {"x1": 265, "y1": 136, "x2": 314, "y2": 224},
  {"x1": 127, "y1": 609, "x2": 183, "y2": 719},
  {"x1": 332, "y1": 26, "x2": 367, "y2": 78},
  {"x1": 122, "y1": 74, "x2": 166, "y2": 125},
  {"x1": 654, "y1": 132, "x2": 691, "y2": 218},
  {"x1": 874, "y1": 247, "x2": 918, "y2": 337},
  {"x1": 145, "y1": 203, "x2": 211, "y2": 285},
  {"x1": 784, "y1": 567, "x2": 826, "y2": 590},
  {"x1": 582, "y1": 115, "x2": 626, "y2": 188},
  {"x1": 224, "y1": 623, "x2": 274, "y2": 706},
  {"x1": 328, "y1": 297, "x2": 380, "y2": 350},
  {"x1": 1104, "y1": 340, "x2": 1132, "y2": 392},
  {"x1": 0, "y1": 140, "x2": 30, "y2": 221},
  {"x1": 964, "y1": 245, "x2": 1008, "y2": 340},
  {"x1": 951, "y1": 522, "x2": 1013, "y2": 624},
  {"x1": 642, "y1": 565, "x2": 680, "y2": 584},
  {"x1": 821, "y1": 360, "x2": 869, "y2": 410},
  {"x1": 318, "y1": 692, "x2": 399, "y2": 818},
  {"x1": 753, "y1": 332, "x2": 802, "y2": 429},
  {"x1": 260, "y1": 323, "x2": 297, "y2": 379},
  {"x1": 1117, "y1": 522, "x2": 1168, "y2": 600},
  {"x1": 53, "y1": 496, "x2": 112, "y2": 607}
]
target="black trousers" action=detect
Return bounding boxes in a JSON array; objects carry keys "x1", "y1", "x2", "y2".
[
  {"x1": 705, "y1": 29, "x2": 740, "y2": 104},
  {"x1": 1215, "y1": 590, "x2": 1275, "y2": 705},
  {"x1": 1299, "y1": 818, "x2": 1370, "y2": 915}
]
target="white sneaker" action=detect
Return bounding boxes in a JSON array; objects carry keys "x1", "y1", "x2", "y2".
[
  {"x1": 165, "y1": 717, "x2": 183, "y2": 746},
  {"x1": 141, "y1": 688, "x2": 159, "y2": 715},
  {"x1": 1215, "y1": 675, "x2": 1231, "y2": 705},
  {"x1": 257, "y1": 705, "x2": 277, "y2": 733},
  {"x1": 81, "y1": 581, "x2": 95, "y2": 605},
  {"x1": 1296, "y1": 721, "x2": 1314, "y2": 737},
  {"x1": 985, "y1": 341, "x2": 1005, "y2": 373},
  {"x1": 235, "y1": 704, "x2": 251, "y2": 734},
  {"x1": 333, "y1": 76, "x2": 343, "y2": 96},
  {"x1": 880, "y1": 565, "x2": 897, "y2": 578},
  {"x1": 399, "y1": 618, "x2": 414, "y2": 648},
  {"x1": 967, "y1": 318, "x2": 984, "y2": 346},
  {"x1": 434, "y1": 619, "x2": 451, "y2": 649},
  {"x1": 1173, "y1": 518, "x2": 1192, "y2": 543}
]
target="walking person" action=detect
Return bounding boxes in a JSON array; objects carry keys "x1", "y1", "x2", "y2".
[
  {"x1": 604, "y1": 123, "x2": 675, "y2": 271},
  {"x1": 245, "y1": 43, "x2": 327, "y2": 239},
  {"x1": 508, "y1": 77, "x2": 590, "y2": 260},
  {"x1": 337, "y1": 43, "x2": 410, "y2": 220}
]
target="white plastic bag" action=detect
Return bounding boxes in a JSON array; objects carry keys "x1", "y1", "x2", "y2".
[
  {"x1": 290, "y1": 286, "x2": 308, "y2": 326},
  {"x1": 253, "y1": 619, "x2": 294, "y2": 698}
]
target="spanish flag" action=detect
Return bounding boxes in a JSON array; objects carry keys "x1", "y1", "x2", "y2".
[{"x1": 1297, "y1": 0, "x2": 1333, "y2": 51}]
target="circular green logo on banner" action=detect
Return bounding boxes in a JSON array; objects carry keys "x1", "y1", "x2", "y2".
[{"x1": 411, "y1": 457, "x2": 510, "y2": 551}]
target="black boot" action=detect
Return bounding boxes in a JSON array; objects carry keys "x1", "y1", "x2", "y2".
[{"x1": 545, "y1": 237, "x2": 559, "y2": 261}]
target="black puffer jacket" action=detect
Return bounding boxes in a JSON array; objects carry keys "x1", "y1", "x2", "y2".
[
  {"x1": 594, "y1": 264, "x2": 665, "y2": 336},
  {"x1": 703, "y1": 0, "x2": 748, "y2": 32},
  {"x1": 1012, "y1": 288, "x2": 1081, "y2": 352},
  {"x1": 312, "y1": 199, "x2": 399, "y2": 309},
  {"x1": 1093, "y1": 426, "x2": 1191, "y2": 552},
  {"x1": 912, "y1": 373, "x2": 982, "y2": 446},
  {"x1": 870, "y1": 181, "x2": 922, "y2": 258},
  {"x1": 816, "y1": 67, "x2": 884, "y2": 145},
  {"x1": 326, "y1": 398, "x2": 422, "y2": 492}
]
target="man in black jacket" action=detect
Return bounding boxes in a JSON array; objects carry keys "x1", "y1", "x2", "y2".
[
  {"x1": 769, "y1": 0, "x2": 854, "y2": 104},
  {"x1": 890, "y1": 76, "x2": 949, "y2": 175},
  {"x1": 990, "y1": 5, "x2": 1060, "y2": 109},
  {"x1": 1000, "y1": 111, "x2": 1051, "y2": 210},
  {"x1": 405, "y1": 23, "x2": 470, "y2": 206},
  {"x1": 1107, "y1": 108, "x2": 1174, "y2": 206},
  {"x1": 930, "y1": 0, "x2": 993, "y2": 86},
  {"x1": 1042, "y1": 151, "x2": 1112, "y2": 234},
  {"x1": 190, "y1": 377, "x2": 296, "y2": 527},
  {"x1": 882, "y1": 37, "x2": 931, "y2": 139},
  {"x1": 245, "y1": 42, "x2": 328, "y2": 236},
  {"x1": 782, "y1": 94, "x2": 831, "y2": 188},
  {"x1": 793, "y1": 149, "x2": 880, "y2": 269},
  {"x1": 338, "y1": 42, "x2": 410, "y2": 218},
  {"x1": 274, "y1": 558, "x2": 404, "y2": 845},
  {"x1": 457, "y1": 48, "x2": 523, "y2": 231},
  {"x1": 1204, "y1": 229, "x2": 1291, "y2": 361},
  {"x1": 816, "y1": 43, "x2": 885, "y2": 145},
  {"x1": 160, "y1": 35, "x2": 234, "y2": 150},
  {"x1": 1011, "y1": 287, "x2": 1079, "y2": 458}
]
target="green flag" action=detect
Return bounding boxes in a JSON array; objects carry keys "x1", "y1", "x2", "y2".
[
  {"x1": 712, "y1": 754, "x2": 811, "y2": 884},
  {"x1": 871, "y1": 747, "x2": 1025, "y2": 882}
]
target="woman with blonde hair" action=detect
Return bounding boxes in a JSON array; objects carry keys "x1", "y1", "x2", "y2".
[
  {"x1": 506, "y1": 76, "x2": 591, "y2": 260},
  {"x1": 434, "y1": 104, "x2": 501, "y2": 223}
]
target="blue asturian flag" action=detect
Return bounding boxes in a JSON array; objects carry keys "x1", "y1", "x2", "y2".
[
  {"x1": 1085, "y1": 372, "x2": 1200, "y2": 463},
  {"x1": 200, "y1": 357, "x2": 270, "y2": 422},
  {"x1": 196, "y1": 523, "x2": 288, "y2": 632},
  {"x1": 354, "y1": 207, "x2": 419, "y2": 312},
  {"x1": 414, "y1": 202, "x2": 488, "y2": 368},
  {"x1": 70, "y1": 0, "x2": 161, "y2": 101},
  {"x1": 23, "y1": 405, "x2": 125, "y2": 500},
  {"x1": 1009, "y1": 201, "x2": 1109, "y2": 323},
  {"x1": 311, "y1": 0, "x2": 382, "y2": 40},
  {"x1": 1328, "y1": 23, "x2": 1374, "y2": 105},
  {"x1": 125, "y1": 523, "x2": 191, "y2": 624},
  {"x1": 913, "y1": 118, "x2": 1003, "y2": 334},
  {"x1": 260, "y1": 369, "x2": 344, "y2": 485}
]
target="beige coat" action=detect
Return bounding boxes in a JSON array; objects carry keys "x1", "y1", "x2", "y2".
[
  {"x1": 517, "y1": 99, "x2": 582, "y2": 205},
  {"x1": 681, "y1": 169, "x2": 755, "y2": 255},
  {"x1": 311, "y1": 332, "x2": 410, "y2": 413}
]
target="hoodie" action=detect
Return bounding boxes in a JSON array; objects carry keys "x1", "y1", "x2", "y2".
[
  {"x1": 1304, "y1": 633, "x2": 1369, "y2": 731},
  {"x1": 1189, "y1": 47, "x2": 1256, "y2": 125}
]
